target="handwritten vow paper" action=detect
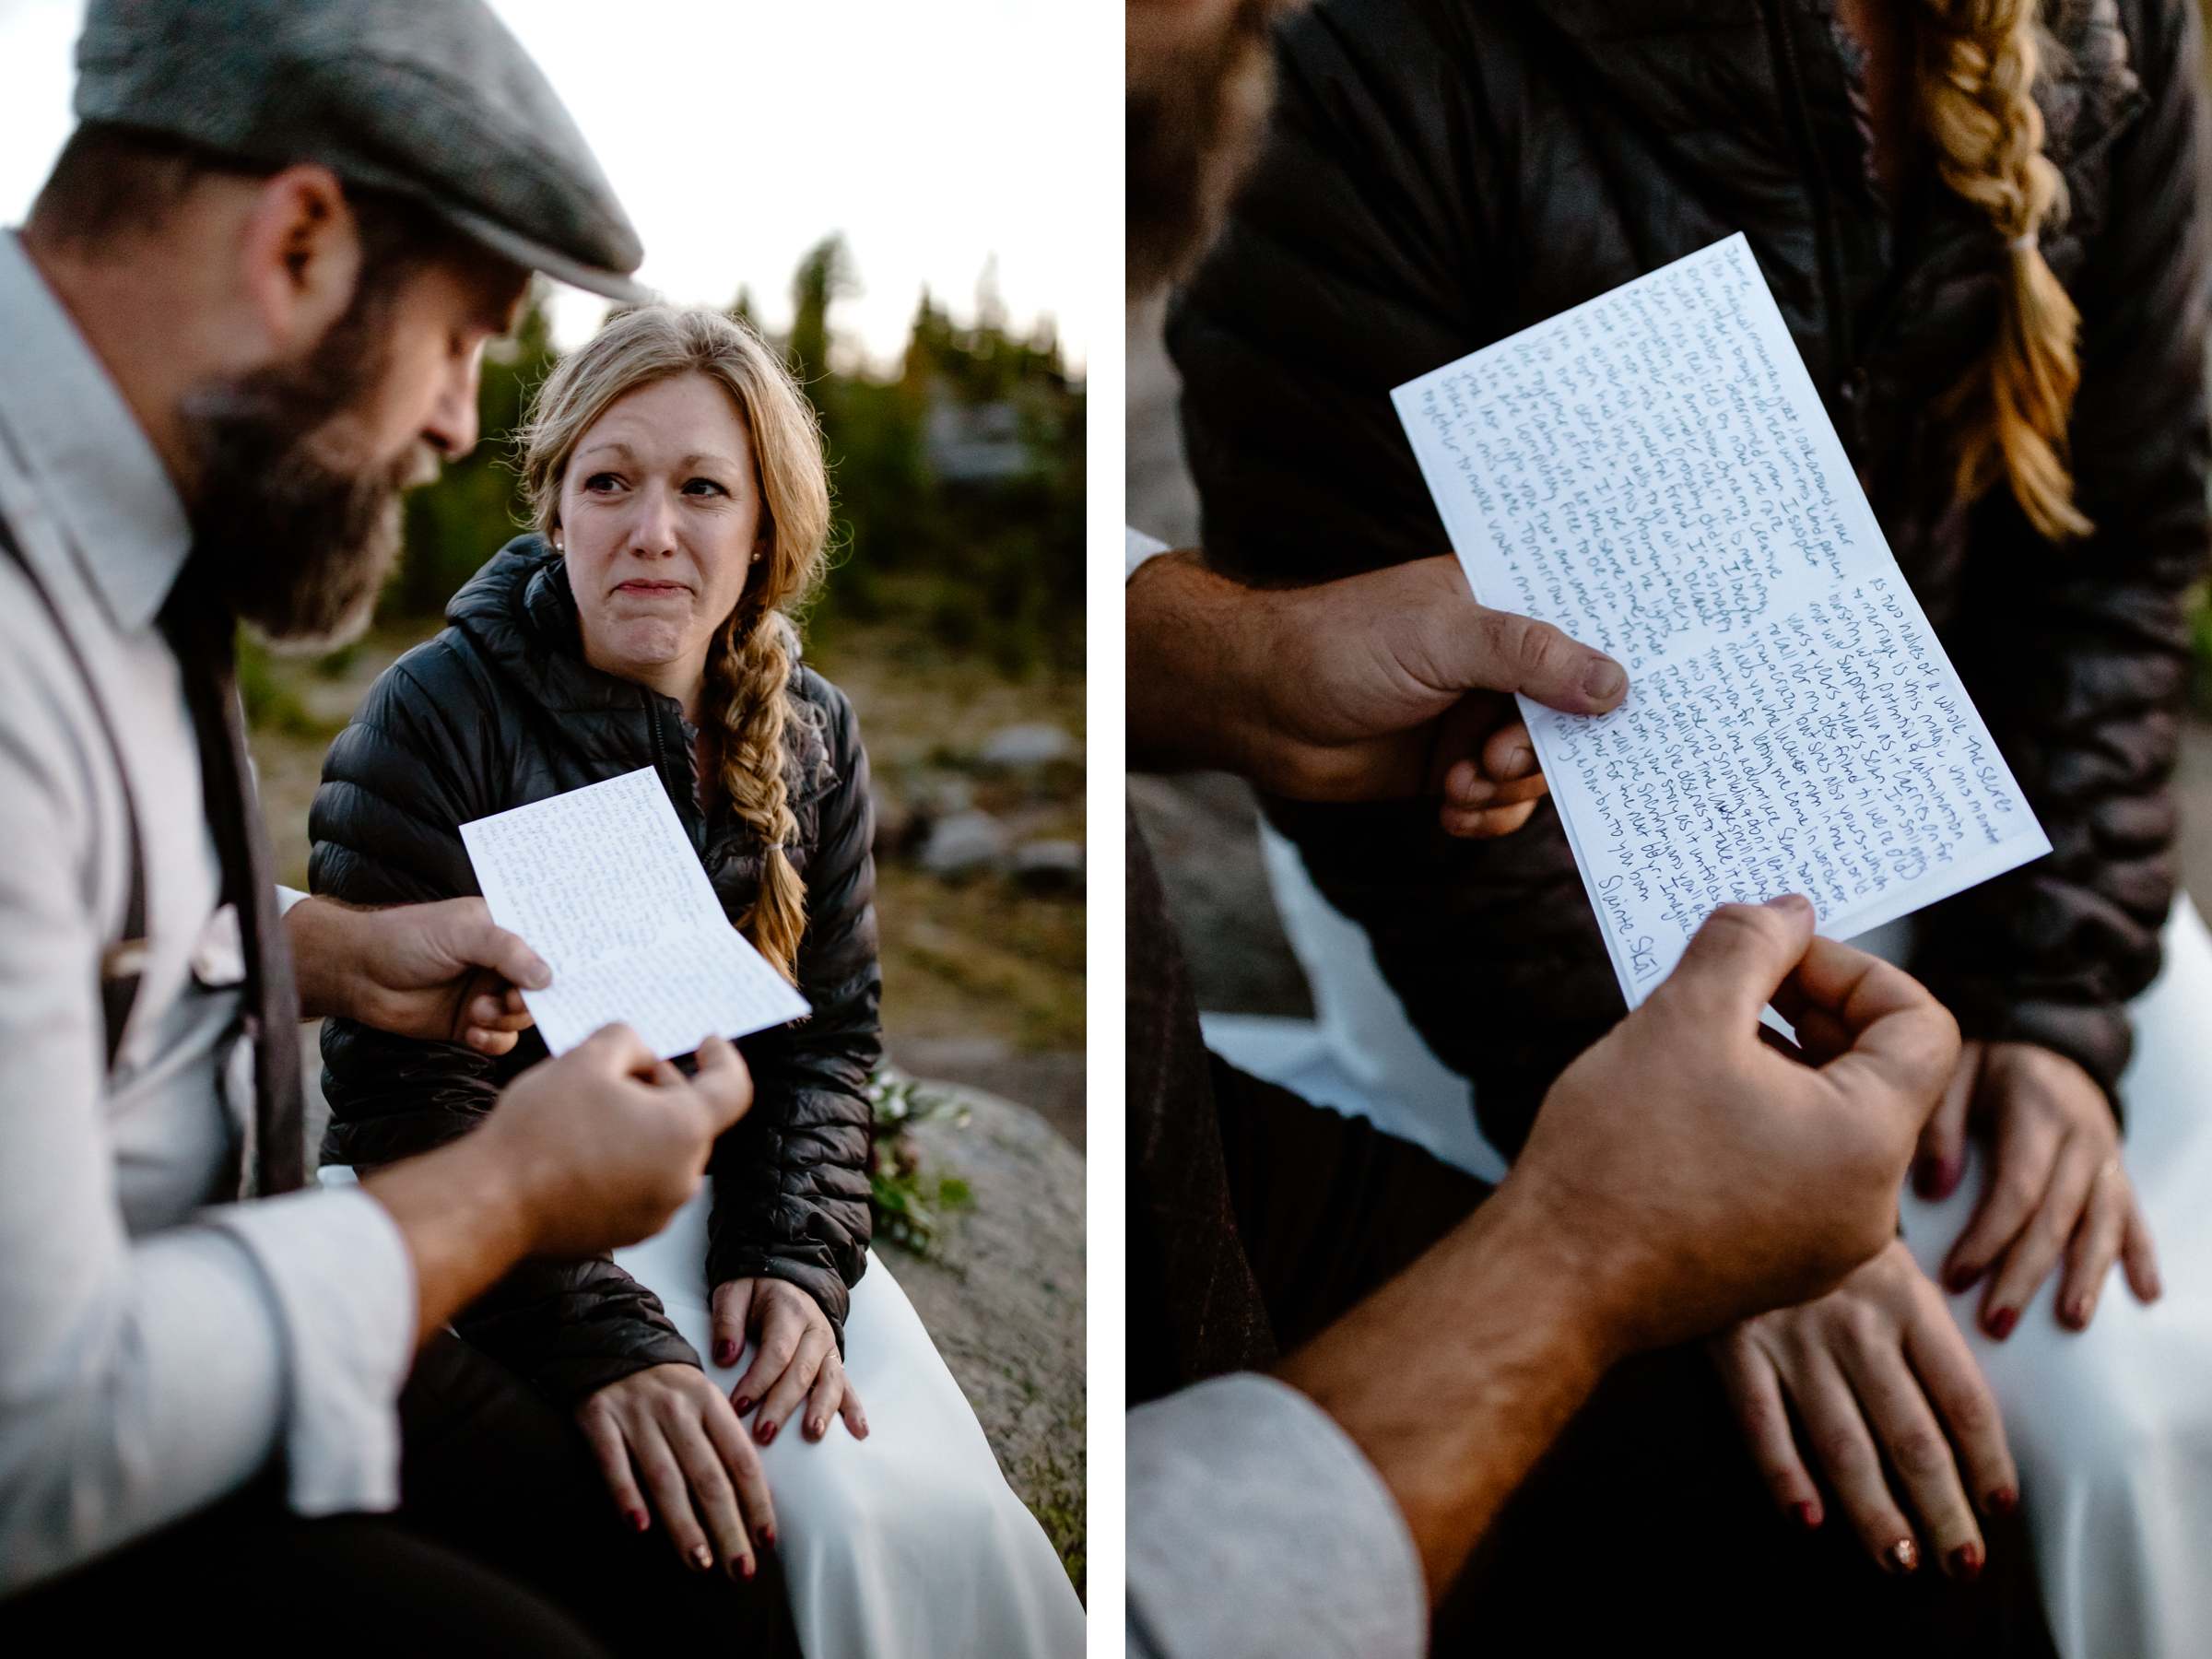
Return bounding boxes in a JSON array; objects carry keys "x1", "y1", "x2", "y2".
[
  {"x1": 459, "y1": 768, "x2": 809, "y2": 1057},
  {"x1": 1391, "y1": 233, "x2": 2049, "y2": 1006}
]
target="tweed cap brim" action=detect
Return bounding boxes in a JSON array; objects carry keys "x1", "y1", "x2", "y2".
[{"x1": 73, "y1": 0, "x2": 652, "y2": 303}]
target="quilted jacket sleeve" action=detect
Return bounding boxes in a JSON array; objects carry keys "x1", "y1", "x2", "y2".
[
  {"x1": 311, "y1": 645, "x2": 700, "y2": 1402},
  {"x1": 1912, "y1": 0, "x2": 2212, "y2": 1115},
  {"x1": 1166, "y1": 0, "x2": 1623, "y2": 1158},
  {"x1": 707, "y1": 675, "x2": 881, "y2": 1345}
]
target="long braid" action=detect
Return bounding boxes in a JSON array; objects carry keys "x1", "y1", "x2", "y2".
[
  {"x1": 712, "y1": 603, "x2": 807, "y2": 982},
  {"x1": 1918, "y1": 0, "x2": 2094, "y2": 541}
]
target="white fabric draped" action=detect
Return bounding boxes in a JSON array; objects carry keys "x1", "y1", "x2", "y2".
[{"x1": 614, "y1": 1196, "x2": 1087, "y2": 1658}]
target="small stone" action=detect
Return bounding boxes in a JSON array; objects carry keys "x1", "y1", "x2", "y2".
[
  {"x1": 1011, "y1": 840, "x2": 1085, "y2": 894},
  {"x1": 919, "y1": 809, "x2": 1012, "y2": 877},
  {"x1": 979, "y1": 723, "x2": 1077, "y2": 769}
]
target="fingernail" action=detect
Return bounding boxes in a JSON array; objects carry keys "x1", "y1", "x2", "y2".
[
  {"x1": 1987, "y1": 1307, "x2": 2018, "y2": 1341},
  {"x1": 714, "y1": 1341, "x2": 738, "y2": 1366},
  {"x1": 733, "y1": 1395, "x2": 752, "y2": 1416},
  {"x1": 1946, "y1": 1264, "x2": 1982, "y2": 1295},
  {"x1": 1764, "y1": 892, "x2": 1812, "y2": 915},
  {"x1": 630, "y1": 1510, "x2": 649, "y2": 1533},
  {"x1": 757, "y1": 1418, "x2": 777, "y2": 1446},
  {"x1": 1947, "y1": 1542, "x2": 1983, "y2": 1581},
  {"x1": 1986, "y1": 1487, "x2": 2018, "y2": 1517},
  {"x1": 1884, "y1": 1538, "x2": 1919, "y2": 1575},
  {"x1": 807, "y1": 1418, "x2": 825, "y2": 1439},
  {"x1": 1914, "y1": 1156, "x2": 1943, "y2": 1197},
  {"x1": 1500, "y1": 745, "x2": 1535, "y2": 780},
  {"x1": 525, "y1": 967, "x2": 550, "y2": 989},
  {"x1": 760, "y1": 1524, "x2": 777, "y2": 1548},
  {"x1": 690, "y1": 1544, "x2": 713, "y2": 1571},
  {"x1": 2063, "y1": 1295, "x2": 2089, "y2": 1329},
  {"x1": 1794, "y1": 1500, "x2": 1822, "y2": 1530},
  {"x1": 733, "y1": 1555, "x2": 755, "y2": 1581},
  {"x1": 1583, "y1": 659, "x2": 1627, "y2": 701}
]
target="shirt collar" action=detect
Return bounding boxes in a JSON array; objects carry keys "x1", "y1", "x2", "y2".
[{"x1": 0, "y1": 231, "x2": 194, "y2": 634}]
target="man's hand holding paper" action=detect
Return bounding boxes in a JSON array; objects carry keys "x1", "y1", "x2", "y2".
[{"x1": 1125, "y1": 548, "x2": 1628, "y2": 837}]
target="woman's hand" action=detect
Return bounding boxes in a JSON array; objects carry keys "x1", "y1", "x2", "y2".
[
  {"x1": 1712, "y1": 1241, "x2": 2017, "y2": 1580},
  {"x1": 1434, "y1": 716, "x2": 1552, "y2": 840},
  {"x1": 1915, "y1": 1039, "x2": 2160, "y2": 1335},
  {"x1": 577, "y1": 1362, "x2": 775, "y2": 1580},
  {"x1": 712, "y1": 1277, "x2": 869, "y2": 1446}
]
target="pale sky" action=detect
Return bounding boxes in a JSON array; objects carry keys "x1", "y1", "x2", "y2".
[{"x1": 0, "y1": 0, "x2": 1095, "y2": 371}]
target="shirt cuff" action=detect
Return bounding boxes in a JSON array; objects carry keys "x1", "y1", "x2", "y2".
[
  {"x1": 199, "y1": 1185, "x2": 417, "y2": 1517},
  {"x1": 1125, "y1": 526, "x2": 1173, "y2": 582},
  {"x1": 1127, "y1": 1373, "x2": 1425, "y2": 1659},
  {"x1": 276, "y1": 885, "x2": 309, "y2": 915}
]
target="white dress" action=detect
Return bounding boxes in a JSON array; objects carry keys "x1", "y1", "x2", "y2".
[
  {"x1": 1206, "y1": 820, "x2": 2212, "y2": 1659},
  {"x1": 611, "y1": 1194, "x2": 1087, "y2": 1659}
]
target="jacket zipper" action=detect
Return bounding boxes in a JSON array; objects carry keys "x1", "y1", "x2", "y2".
[
  {"x1": 1761, "y1": 0, "x2": 1854, "y2": 397},
  {"x1": 643, "y1": 691, "x2": 708, "y2": 855}
]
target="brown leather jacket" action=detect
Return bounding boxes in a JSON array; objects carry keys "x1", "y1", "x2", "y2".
[{"x1": 1169, "y1": 0, "x2": 2210, "y2": 1150}]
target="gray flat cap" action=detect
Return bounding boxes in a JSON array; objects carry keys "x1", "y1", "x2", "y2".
[{"x1": 74, "y1": 0, "x2": 651, "y2": 302}]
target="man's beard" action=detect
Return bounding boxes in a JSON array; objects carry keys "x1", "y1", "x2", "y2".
[
  {"x1": 178, "y1": 290, "x2": 432, "y2": 651},
  {"x1": 1126, "y1": 0, "x2": 1296, "y2": 297}
]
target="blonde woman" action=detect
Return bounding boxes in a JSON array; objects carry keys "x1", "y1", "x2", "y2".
[
  {"x1": 1168, "y1": 0, "x2": 2208, "y2": 1653},
  {"x1": 310, "y1": 305, "x2": 1083, "y2": 1655}
]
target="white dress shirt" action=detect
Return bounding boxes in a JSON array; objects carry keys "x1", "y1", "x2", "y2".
[{"x1": 0, "y1": 229, "x2": 415, "y2": 1594}]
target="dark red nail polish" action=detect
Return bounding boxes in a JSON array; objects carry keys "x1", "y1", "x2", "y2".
[
  {"x1": 630, "y1": 1510, "x2": 649, "y2": 1533},
  {"x1": 760, "y1": 1524, "x2": 776, "y2": 1548},
  {"x1": 1948, "y1": 1542, "x2": 1983, "y2": 1581},
  {"x1": 714, "y1": 1341, "x2": 738, "y2": 1366},
  {"x1": 1987, "y1": 1308, "x2": 2018, "y2": 1341},
  {"x1": 1986, "y1": 1487, "x2": 2018, "y2": 1517},
  {"x1": 1947, "y1": 1264, "x2": 1982, "y2": 1295},
  {"x1": 1914, "y1": 1157, "x2": 1941, "y2": 1196},
  {"x1": 1794, "y1": 1501, "x2": 1821, "y2": 1530},
  {"x1": 737, "y1": 1556, "x2": 755, "y2": 1581},
  {"x1": 733, "y1": 1395, "x2": 752, "y2": 1416},
  {"x1": 2064, "y1": 1295, "x2": 2089, "y2": 1328},
  {"x1": 757, "y1": 1418, "x2": 777, "y2": 1446}
]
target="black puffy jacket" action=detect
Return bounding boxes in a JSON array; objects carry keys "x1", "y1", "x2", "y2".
[
  {"x1": 1170, "y1": 0, "x2": 2209, "y2": 1151},
  {"x1": 311, "y1": 537, "x2": 880, "y2": 1402}
]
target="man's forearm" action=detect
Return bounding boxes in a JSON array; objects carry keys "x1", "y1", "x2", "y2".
[
  {"x1": 361, "y1": 1134, "x2": 539, "y2": 1347},
  {"x1": 1126, "y1": 549, "x2": 1284, "y2": 777},
  {"x1": 284, "y1": 892, "x2": 361, "y2": 1022},
  {"x1": 1273, "y1": 1184, "x2": 1622, "y2": 1600}
]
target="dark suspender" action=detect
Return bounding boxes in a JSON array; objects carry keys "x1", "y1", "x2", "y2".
[{"x1": 0, "y1": 511, "x2": 147, "y2": 1074}]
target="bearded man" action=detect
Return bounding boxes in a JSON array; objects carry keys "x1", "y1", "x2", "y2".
[{"x1": 0, "y1": 4, "x2": 782, "y2": 1652}]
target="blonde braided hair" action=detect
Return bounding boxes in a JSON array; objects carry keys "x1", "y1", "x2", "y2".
[
  {"x1": 520, "y1": 305, "x2": 832, "y2": 980},
  {"x1": 1918, "y1": 0, "x2": 2094, "y2": 541}
]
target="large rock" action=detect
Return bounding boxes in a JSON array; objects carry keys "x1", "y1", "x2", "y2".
[{"x1": 892, "y1": 1080, "x2": 1087, "y2": 1596}]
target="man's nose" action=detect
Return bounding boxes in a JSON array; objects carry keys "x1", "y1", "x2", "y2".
[{"x1": 422, "y1": 349, "x2": 482, "y2": 461}]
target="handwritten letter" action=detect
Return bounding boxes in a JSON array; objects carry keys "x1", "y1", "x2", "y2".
[
  {"x1": 460, "y1": 768, "x2": 810, "y2": 1057},
  {"x1": 1393, "y1": 234, "x2": 2049, "y2": 1005}
]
